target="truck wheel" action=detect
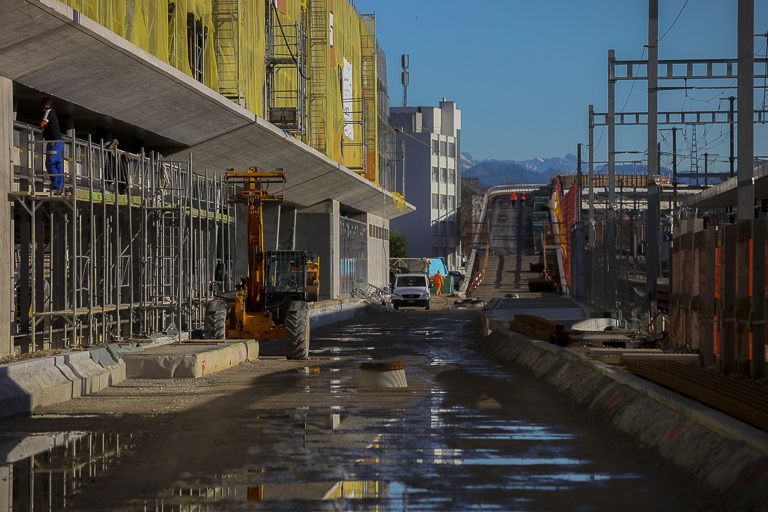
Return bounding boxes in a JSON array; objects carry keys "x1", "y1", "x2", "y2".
[
  {"x1": 205, "y1": 300, "x2": 227, "y2": 340},
  {"x1": 285, "y1": 301, "x2": 310, "y2": 360}
]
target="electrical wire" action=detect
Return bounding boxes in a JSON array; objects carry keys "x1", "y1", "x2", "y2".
[
  {"x1": 393, "y1": 127, "x2": 452, "y2": 158},
  {"x1": 270, "y1": 2, "x2": 309, "y2": 81},
  {"x1": 619, "y1": 47, "x2": 647, "y2": 114},
  {"x1": 656, "y1": 0, "x2": 689, "y2": 44}
]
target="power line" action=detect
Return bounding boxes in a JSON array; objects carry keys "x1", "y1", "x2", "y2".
[
  {"x1": 619, "y1": 47, "x2": 647, "y2": 114},
  {"x1": 656, "y1": 0, "x2": 689, "y2": 44}
]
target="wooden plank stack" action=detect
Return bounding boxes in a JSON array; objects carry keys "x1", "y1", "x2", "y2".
[{"x1": 508, "y1": 314, "x2": 570, "y2": 346}]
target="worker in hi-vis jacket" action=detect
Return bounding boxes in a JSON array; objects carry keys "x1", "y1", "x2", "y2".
[
  {"x1": 40, "y1": 98, "x2": 64, "y2": 193},
  {"x1": 433, "y1": 270, "x2": 445, "y2": 296}
]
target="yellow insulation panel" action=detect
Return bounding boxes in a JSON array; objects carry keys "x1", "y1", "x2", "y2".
[
  {"x1": 63, "y1": 0, "x2": 218, "y2": 91},
  {"x1": 207, "y1": 0, "x2": 266, "y2": 115},
  {"x1": 326, "y1": 0, "x2": 362, "y2": 171},
  {"x1": 61, "y1": 0, "x2": 382, "y2": 187},
  {"x1": 270, "y1": 0, "x2": 305, "y2": 124}
]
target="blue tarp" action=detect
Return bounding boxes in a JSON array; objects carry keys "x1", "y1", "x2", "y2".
[{"x1": 427, "y1": 258, "x2": 448, "y2": 277}]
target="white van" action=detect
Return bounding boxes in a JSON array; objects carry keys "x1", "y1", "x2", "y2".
[{"x1": 392, "y1": 273, "x2": 431, "y2": 310}]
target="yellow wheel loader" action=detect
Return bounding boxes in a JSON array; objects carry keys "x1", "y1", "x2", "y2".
[{"x1": 205, "y1": 167, "x2": 317, "y2": 359}]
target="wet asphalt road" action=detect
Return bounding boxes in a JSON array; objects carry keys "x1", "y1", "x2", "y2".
[{"x1": 23, "y1": 309, "x2": 716, "y2": 511}]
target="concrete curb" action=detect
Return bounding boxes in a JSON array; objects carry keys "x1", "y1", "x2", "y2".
[
  {"x1": 480, "y1": 328, "x2": 768, "y2": 509},
  {"x1": 0, "y1": 348, "x2": 126, "y2": 419},
  {"x1": 0, "y1": 304, "x2": 355, "y2": 418},
  {"x1": 309, "y1": 300, "x2": 368, "y2": 329}
]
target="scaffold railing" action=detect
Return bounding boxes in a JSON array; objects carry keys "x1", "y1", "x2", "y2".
[{"x1": 11, "y1": 122, "x2": 235, "y2": 354}]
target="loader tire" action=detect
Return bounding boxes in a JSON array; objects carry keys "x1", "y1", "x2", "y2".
[
  {"x1": 204, "y1": 300, "x2": 227, "y2": 340},
  {"x1": 285, "y1": 301, "x2": 310, "y2": 360}
]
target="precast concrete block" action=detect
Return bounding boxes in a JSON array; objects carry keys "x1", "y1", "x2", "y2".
[
  {"x1": 88, "y1": 346, "x2": 117, "y2": 368},
  {"x1": 64, "y1": 352, "x2": 111, "y2": 396},
  {"x1": 124, "y1": 341, "x2": 253, "y2": 379},
  {"x1": 244, "y1": 340, "x2": 259, "y2": 361},
  {"x1": 0, "y1": 358, "x2": 72, "y2": 418}
]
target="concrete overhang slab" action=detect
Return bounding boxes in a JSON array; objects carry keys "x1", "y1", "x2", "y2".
[
  {"x1": 0, "y1": 0, "x2": 415, "y2": 220},
  {"x1": 682, "y1": 167, "x2": 768, "y2": 209}
]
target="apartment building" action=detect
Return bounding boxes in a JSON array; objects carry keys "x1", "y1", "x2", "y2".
[{"x1": 390, "y1": 100, "x2": 462, "y2": 268}]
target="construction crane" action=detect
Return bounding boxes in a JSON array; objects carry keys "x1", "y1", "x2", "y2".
[{"x1": 206, "y1": 167, "x2": 316, "y2": 359}]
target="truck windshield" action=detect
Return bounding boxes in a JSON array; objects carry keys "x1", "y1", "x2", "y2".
[{"x1": 396, "y1": 276, "x2": 426, "y2": 287}]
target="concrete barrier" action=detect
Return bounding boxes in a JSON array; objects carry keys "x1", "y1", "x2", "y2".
[
  {"x1": 0, "y1": 346, "x2": 128, "y2": 420},
  {"x1": 480, "y1": 328, "x2": 768, "y2": 509},
  {"x1": 123, "y1": 340, "x2": 257, "y2": 379},
  {"x1": 309, "y1": 299, "x2": 368, "y2": 329},
  {"x1": 0, "y1": 358, "x2": 73, "y2": 418},
  {"x1": 0, "y1": 301, "x2": 356, "y2": 417}
]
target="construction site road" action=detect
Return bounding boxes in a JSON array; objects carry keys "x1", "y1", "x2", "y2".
[{"x1": 0, "y1": 309, "x2": 721, "y2": 511}]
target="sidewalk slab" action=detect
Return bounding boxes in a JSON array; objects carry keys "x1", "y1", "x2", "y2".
[{"x1": 122, "y1": 340, "x2": 257, "y2": 379}]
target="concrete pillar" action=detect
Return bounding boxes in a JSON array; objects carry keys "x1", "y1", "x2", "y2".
[
  {"x1": 366, "y1": 213, "x2": 390, "y2": 289},
  {"x1": 588, "y1": 105, "x2": 595, "y2": 251},
  {"x1": 0, "y1": 465, "x2": 11, "y2": 512},
  {"x1": 607, "y1": 51, "x2": 618, "y2": 312},
  {"x1": 0, "y1": 78, "x2": 13, "y2": 355},
  {"x1": 570, "y1": 222, "x2": 587, "y2": 300},
  {"x1": 647, "y1": 0, "x2": 660, "y2": 318},
  {"x1": 295, "y1": 200, "x2": 340, "y2": 300},
  {"x1": 607, "y1": 50, "x2": 616, "y2": 206},
  {"x1": 737, "y1": 0, "x2": 754, "y2": 221}
]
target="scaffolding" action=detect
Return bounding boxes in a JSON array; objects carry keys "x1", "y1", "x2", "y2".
[
  {"x1": 360, "y1": 14, "x2": 378, "y2": 184},
  {"x1": 214, "y1": 0, "x2": 244, "y2": 105},
  {"x1": 376, "y1": 42, "x2": 396, "y2": 192},
  {"x1": 11, "y1": 123, "x2": 235, "y2": 354},
  {"x1": 308, "y1": 0, "x2": 328, "y2": 154},
  {"x1": 265, "y1": 2, "x2": 308, "y2": 140}
]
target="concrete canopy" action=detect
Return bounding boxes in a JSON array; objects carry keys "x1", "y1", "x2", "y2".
[
  {"x1": 682, "y1": 166, "x2": 768, "y2": 209},
  {"x1": 0, "y1": 0, "x2": 413, "y2": 219}
]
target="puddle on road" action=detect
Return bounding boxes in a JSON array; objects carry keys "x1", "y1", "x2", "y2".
[
  {"x1": 0, "y1": 431, "x2": 134, "y2": 512},
  {"x1": 0, "y1": 316, "x2": 701, "y2": 511}
]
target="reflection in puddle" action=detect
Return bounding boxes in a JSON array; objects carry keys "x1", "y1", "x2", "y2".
[
  {"x1": 143, "y1": 478, "x2": 391, "y2": 509},
  {"x1": 0, "y1": 432, "x2": 133, "y2": 512}
]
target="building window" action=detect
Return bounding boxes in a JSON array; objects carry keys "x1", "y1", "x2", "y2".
[
  {"x1": 440, "y1": 194, "x2": 447, "y2": 210},
  {"x1": 432, "y1": 166, "x2": 439, "y2": 182},
  {"x1": 432, "y1": 193, "x2": 439, "y2": 209},
  {"x1": 187, "y1": 14, "x2": 207, "y2": 83},
  {"x1": 440, "y1": 168, "x2": 447, "y2": 183},
  {"x1": 368, "y1": 225, "x2": 389, "y2": 240},
  {"x1": 448, "y1": 168, "x2": 455, "y2": 184},
  {"x1": 440, "y1": 140, "x2": 447, "y2": 156},
  {"x1": 448, "y1": 196, "x2": 455, "y2": 210},
  {"x1": 448, "y1": 142, "x2": 456, "y2": 157},
  {"x1": 432, "y1": 139, "x2": 439, "y2": 155}
]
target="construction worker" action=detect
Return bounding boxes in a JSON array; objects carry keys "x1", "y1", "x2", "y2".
[
  {"x1": 433, "y1": 270, "x2": 445, "y2": 296},
  {"x1": 520, "y1": 193, "x2": 527, "y2": 205},
  {"x1": 510, "y1": 192, "x2": 517, "y2": 207},
  {"x1": 39, "y1": 98, "x2": 64, "y2": 193}
]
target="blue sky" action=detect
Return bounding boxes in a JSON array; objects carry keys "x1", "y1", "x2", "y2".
[{"x1": 355, "y1": 0, "x2": 768, "y2": 173}]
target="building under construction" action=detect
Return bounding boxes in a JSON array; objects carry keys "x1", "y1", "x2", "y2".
[{"x1": 0, "y1": 0, "x2": 412, "y2": 356}]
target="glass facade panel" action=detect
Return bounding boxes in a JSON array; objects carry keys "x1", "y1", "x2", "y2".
[{"x1": 340, "y1": 217, "x2": 368, "y2": 297}]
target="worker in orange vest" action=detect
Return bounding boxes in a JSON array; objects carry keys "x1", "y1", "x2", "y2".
[
  {"x1": 433, "y1": 270, "x2": 445, "y2": 296},
  {"x1": 510, "y1": 192, "x2": 517, "y2": 207},
  {"x1": 520, "y1": 193, "x2": 527, "y2": 204}
]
